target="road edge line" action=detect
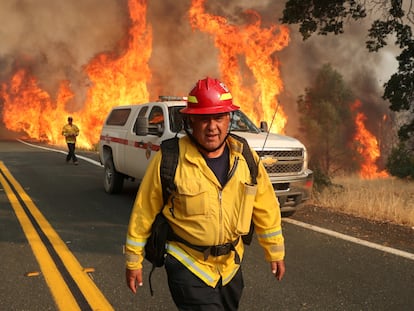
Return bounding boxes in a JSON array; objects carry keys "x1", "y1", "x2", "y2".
[
  {"x1": 16, "y1": 139, "x2": 102, "y2": 167},
  {"x1": 283, "y1": 218, "x2": 414, "y2": 261}
]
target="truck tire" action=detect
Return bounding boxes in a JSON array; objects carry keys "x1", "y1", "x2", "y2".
[{"x1": 104, "y1": 158, "x2": 124, "y2": 194}]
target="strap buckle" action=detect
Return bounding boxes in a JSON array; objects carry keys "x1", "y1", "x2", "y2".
[{"x1": 210, "y1": 243, "x2": 232, "y2": 257}]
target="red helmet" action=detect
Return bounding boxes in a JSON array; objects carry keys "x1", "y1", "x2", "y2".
[{"x1": 180, "y1": 77, "x2": 240, "y2": 114}]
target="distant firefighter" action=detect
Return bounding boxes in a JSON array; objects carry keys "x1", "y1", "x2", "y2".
[{"x1": 62, "y1": 116, "x2": 79, "y2": 165}]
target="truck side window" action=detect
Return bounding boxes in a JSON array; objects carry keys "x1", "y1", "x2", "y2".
[
  {"x1": 148, "y1": 106, "x2": 164, "y2": 135},
  {"x1": 132, "y1": 107, "x2": 149, "y2": 136},
  {"x1": 169, "y1": 107, "x2": 184, "y2": 133},
  {"x1": 106, "y1": 108, "x2": 131, "y2": 126}
]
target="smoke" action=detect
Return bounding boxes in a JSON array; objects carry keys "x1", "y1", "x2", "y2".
[
  {"x1": 147, "y1": 0, "x2": 289, "y2": 96},
  {"x1": 147, "y1": 0, "x2": 397, "y2": 140},
  {"x1": 0, "y1": 0, "x2": 129, "y2": 101},
  {"x1": 147, "y1": 0, "x2": 219, "y2": 96},
  {"x1": 278, "y1": 16, "x2": 399, "y2": 135},
  {"x1": 0, "y1": 0, "x2": 398, "y2": 142}
]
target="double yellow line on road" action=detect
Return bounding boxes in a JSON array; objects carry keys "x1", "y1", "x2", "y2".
[{"x1": 0, "y1": 161, "x2": 114, "y2": 310}]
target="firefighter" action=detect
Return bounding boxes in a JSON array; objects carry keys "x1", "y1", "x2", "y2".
[
  {"x1": 61, "y1": 116, "x2": 79, "y2": 165},
  {"x1": 125, "y1": 77, "x2": 285, "y2": 310}
]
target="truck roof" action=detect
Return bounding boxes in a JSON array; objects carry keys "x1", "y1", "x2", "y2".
[{"x1": 112, "y1": 101, "x2": 186, "y2": 110}]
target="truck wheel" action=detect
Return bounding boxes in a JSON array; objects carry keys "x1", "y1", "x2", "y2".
[{"x1": 104, "y1": 158, "x2": 124, "y2": 194}]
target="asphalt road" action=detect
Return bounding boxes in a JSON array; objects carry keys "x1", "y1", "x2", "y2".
[{"x1": 0, "y1": 140, "x2": 413, "y2": 311}]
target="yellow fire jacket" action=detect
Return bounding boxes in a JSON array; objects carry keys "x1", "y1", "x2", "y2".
[
  {"x1": 125, "y1": 135, "x2": 284, "y2": 287},
  {"x1": 62, "y1": 124, "x2": 79, "y2": 143}
]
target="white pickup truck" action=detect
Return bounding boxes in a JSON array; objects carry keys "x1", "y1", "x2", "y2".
[{"x1": 98, "y1": 96, "x2": 313, "y2": 214}]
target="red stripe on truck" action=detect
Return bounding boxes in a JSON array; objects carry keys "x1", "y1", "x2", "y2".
[{"x1": 100, "y1": 135, "x2": 160, "y2": 152}]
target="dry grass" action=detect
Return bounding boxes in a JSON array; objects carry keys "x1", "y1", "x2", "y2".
[{"x1": 313, "y1": 175, "x2": 414, "y2": 227}]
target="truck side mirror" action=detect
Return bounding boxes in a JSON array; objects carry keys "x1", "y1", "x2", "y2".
[
  {"x1": 134, "y1": 116, "x2": 149, "y2": 136},
  {"x1": 260, "y1": 121, "x2": 268, "y2": 132}
]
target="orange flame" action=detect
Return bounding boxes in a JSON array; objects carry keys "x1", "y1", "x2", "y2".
[
  {"x1": 1, "y1": 69, "x2": 72, "y2": 145},
  {"x1": 82, "y1": 0, "x2": 152, "y2": 146},
  {"x1": 352, "y1": 100, "x2": 388, "y2": 179},
  {"x1": 0, "y1": 0, "x2": 151, "y2": 149},
  {"x1": 189, "y1": 0, "x2": 290, "y2": 132},
  {"x1": 1, "y1": 0, "x2": 290, "y2": 148}
]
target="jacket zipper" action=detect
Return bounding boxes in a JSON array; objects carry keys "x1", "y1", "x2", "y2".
[{"x1": 218, "y1": 190, "x2": 223, "y2": 242}]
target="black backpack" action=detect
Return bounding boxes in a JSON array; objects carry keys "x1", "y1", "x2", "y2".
[
  {"x1": 144, "y1": 134, "x2": 258, "y2": 295},
  {"x1": 144, "y1": 137, "x2": 178, "y2": 296},
  {"x1": 144, "y1": 138, "x2": 179, "y2": 271}
]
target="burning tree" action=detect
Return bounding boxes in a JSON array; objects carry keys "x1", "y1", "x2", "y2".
[
  {"x1": 281, "y1": 0, "x2": 414, "y2": 145},
  {"x1": 298, "y1": 64, "x2": 357, "y2": 176},
  {"x1": 299, "y1": 63, "x2": 391, "y2": 180}
]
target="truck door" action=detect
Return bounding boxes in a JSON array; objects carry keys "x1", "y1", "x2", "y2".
[{"x1": 125, "y1": 105, "x2": 165, "y2": 181}]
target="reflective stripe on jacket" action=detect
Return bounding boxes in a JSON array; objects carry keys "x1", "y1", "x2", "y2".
[{"x1": 125, "y1": 135, "x2": 284, "y2": 287}]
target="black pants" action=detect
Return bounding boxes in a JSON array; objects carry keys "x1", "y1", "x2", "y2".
[
  {"x1": 66, "y1": 143, "x2": 78, "y2": 162},
  {"x1": 165, "y1": 254, "x2": 244, "y2": 311}
]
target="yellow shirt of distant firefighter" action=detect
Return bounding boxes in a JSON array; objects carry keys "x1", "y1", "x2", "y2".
[{"x1": 62, "y1": 123, "x2": 79, "y2": 144}]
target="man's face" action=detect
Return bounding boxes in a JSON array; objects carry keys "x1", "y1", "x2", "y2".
[{"x1": 189, "y1": 112, "x2": 230, "y2": 157}]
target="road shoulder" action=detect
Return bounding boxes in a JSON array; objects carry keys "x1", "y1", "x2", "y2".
[{"x1": 290, "y1": 205, "x2": 414, "y2": 255}]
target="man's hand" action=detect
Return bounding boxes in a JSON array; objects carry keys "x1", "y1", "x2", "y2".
[
  {"x1": 126, "y1": 268, "x2": 143, "y2": 294},
  {"x1": 270, "y1": 260, "x2": 285, "y2": 281}
]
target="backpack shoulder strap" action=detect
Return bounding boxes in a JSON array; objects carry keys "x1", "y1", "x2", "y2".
[
  {"x1": 229, "y1": 133, "x2": 259, "y2": 245},
  {"x1": 229, "y1": 133, "x2": 258, "y2": 185},
  {"x1": 146, "y1": 137, "x2": 179, "y2": 296},
  {"x1": 160, "y1": 137, "x2": 180, "y2": 205}
]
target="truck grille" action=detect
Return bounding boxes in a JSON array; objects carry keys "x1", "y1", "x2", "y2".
[{"x1": 256, "y1": 149, "x2": 304, "y2": 175}]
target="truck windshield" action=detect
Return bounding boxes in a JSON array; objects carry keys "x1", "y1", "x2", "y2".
[
  {"x1": 230, "y1": 110, "x2": 260, "y2": 133},
  {"x1": 168, "y1": 106, "x2": 260, "y2": 134}
]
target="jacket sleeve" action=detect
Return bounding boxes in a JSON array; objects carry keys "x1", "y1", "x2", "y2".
[
  {"x1": 125, "y1": 151, "x2": 164, "y2": 269},
  {"x1": 252, "y1": 154, "x2": 285, "y2": 262}
]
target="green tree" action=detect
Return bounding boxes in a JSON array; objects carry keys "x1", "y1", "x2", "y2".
[
  {"x1": 386, "y1": 142, "x2": 414, "y2": 178},
  {"x1": 298, "y1": 64, "x2": 360, "y2": 177},
  {"x1": 281, "y1": 0, "x2": 414, "y2": 142}
]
